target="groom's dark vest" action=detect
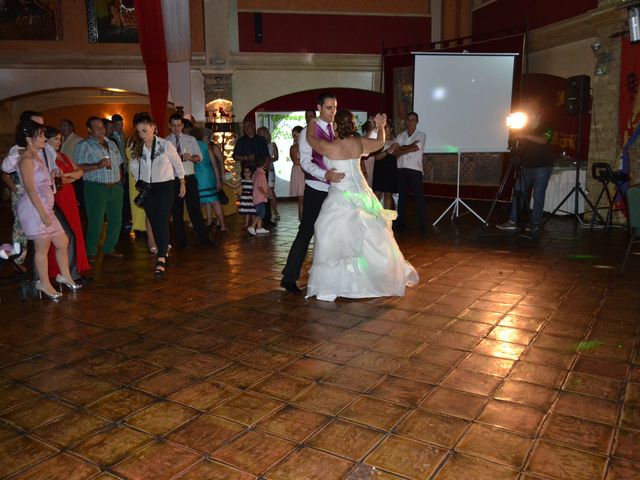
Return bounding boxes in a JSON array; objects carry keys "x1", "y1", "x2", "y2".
[{"x1": 304, "y1": 122, "x2": 334, "y2": 185}]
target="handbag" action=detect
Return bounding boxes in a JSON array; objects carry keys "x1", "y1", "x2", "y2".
[{"x1": 218, "y1": 187, "x2": 229, "y2": 205}]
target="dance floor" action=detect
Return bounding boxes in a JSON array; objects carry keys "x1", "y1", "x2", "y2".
[{"x1": 0, "y1": 199, "x2": 639, "y2": 479}]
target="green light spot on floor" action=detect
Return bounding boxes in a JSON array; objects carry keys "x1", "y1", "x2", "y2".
[
  {"x1": 568, "y1": 254, "x2": 599, "y2": 261},
  {"x1": 576, "y1": 340, "x2": 603, "y2": 352}
]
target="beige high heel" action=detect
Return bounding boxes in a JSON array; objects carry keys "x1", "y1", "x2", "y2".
[
  {"x1": 55, "y1": 275, "x2": 82, "y2": 292},
  {"x1": 36, "y1": 281, "x2": 62, "y2": 301}
]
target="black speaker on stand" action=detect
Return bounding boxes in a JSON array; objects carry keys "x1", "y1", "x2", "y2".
[{"x1": 545, "y1": 75, "x2": 604, "y2": 225}]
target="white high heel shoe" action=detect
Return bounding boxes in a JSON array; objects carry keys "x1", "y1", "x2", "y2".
[
  {"x1": 55, "y1": 275, "x2": 82, "y2": 292},
  {"x1": 35, "y1": 281, "x2": 62, "y2": 301}
]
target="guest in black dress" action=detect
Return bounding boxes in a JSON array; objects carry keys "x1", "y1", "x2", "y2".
[{"x1": 371, "y1": 122, "x2": 399, "y2": 210}]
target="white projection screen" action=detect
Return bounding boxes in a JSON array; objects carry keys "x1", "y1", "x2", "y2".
[{"x1": 412, "y1": 52, "x2": 517, "y2": 153}]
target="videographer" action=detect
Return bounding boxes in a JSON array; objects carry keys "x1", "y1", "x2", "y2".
[
  {"x1": 497, "y1": 99, "x2": 554, "y2": 237},
  {"x1": 129, "y1": 113, "x2": 185, "y2": 277}
]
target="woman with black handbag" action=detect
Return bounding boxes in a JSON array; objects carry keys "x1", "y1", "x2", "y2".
[{"x1": 129, "y1": 113, "x2": 185, "y2": 277}]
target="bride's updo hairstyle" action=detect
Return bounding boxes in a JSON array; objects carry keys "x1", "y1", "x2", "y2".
[
  {"x1": 334, "y1": 109, "x2": 356, "y2": 139},
  {"x1": 15, "y1": 119, "x2": 45, "y2": 147}
]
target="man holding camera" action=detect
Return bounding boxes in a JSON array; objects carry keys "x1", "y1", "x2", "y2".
[
  {"x1": 497, "y1": 99, "x2": 554, "y2": 237},
  {"x1": 165, "y1": 114, "x2": 214, "y2": 248},
  {"x1": 74, "y1": 116, "x2": 124, "y2": 261}
]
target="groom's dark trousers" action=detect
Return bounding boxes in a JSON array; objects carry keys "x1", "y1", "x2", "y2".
[{"x1": 281, "y1": 185, "x2": 328, "y2": 284}]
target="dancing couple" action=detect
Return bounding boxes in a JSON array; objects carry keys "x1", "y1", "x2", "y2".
[{"x1": 281, "y1": 92, "x2": 418, "y2": 301}]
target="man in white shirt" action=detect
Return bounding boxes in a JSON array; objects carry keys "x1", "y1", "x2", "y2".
[
  {"x1": 60, "y1": 119, "x2": 84, "y2": 160},
  {"x1": 165, "y1": 114, "x2": 214, "y2": 248},
  {"x1": 392, "y1": 112, "x2": 427, "y2": 232},
  {"x1": 281, "y1": 92, "x2": 344, "y2": 293}
]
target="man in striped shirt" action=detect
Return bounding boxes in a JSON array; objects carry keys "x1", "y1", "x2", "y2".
[{"x1": 74, "y1": 116, "x2": 124, "y2": 261}]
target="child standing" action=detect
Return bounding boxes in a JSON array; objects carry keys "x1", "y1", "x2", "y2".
[
  {"x1": 249, "y1": 156, "x2": 270, "y2": 235},
  {"x1": 239, "y1": 166, "x2": 256, "y2": 229}
]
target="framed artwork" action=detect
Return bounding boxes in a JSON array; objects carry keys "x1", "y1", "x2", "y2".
[
  {"x1": 86, "y1": 0, "x2": 138, "y2": 43},
  {"x1": 393, "y1": 66, "x2": 414, "y2": 134},
  {"x1": 0, "y1": 0, "x2": 62, "y2": 41}
]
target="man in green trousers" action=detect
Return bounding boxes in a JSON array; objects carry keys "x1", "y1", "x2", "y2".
[{"x1": 74, "y1": 116, "x2": 124, "y2": 261}]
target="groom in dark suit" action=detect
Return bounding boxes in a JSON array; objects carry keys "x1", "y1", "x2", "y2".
[{"x1": 281, "y1": 92, "x2": 344, "y2": 293}]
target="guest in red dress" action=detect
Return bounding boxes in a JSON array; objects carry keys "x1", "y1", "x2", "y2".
[{"x1": 45, "y1": 127, "x2": 91, "y2": 283}]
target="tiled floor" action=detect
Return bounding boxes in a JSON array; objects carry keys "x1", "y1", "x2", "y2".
[{"x1": 0, "y1": 198, "x2": 639, "y2": 479}]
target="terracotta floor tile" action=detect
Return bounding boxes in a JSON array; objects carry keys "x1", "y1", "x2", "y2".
[
  {"x1": 212, "y1": 430, "x2": 296, "y2": 476},
  {"x1": 266, "y1": 447, "x2": 355, "y2": 480},
  {"x1": 174, "y1": 353, "x2": 231, "y2": 377},
  {"x1": 447, "y1": 320, "x2": 493, "y2": 337},
  {"x1": 209, "y1": 364, "x2": 271, "y2": 389},
  {"x1": 293, "y1": 384, "x2": 359, "y2": 415},
  {"x1": 412, "y1": 344, "x2": 468, "y2": 367},
  {"x1": 322, "y1": 365, "x2": 384, "y2": 392},
  {"x1": 54, "y1": 377, "x2": 120, "y2": 406},
  {"x1": 134, "y1": 369, "x2": 196, "y2": 397},
  {"x1": 0, "y1": 357, "x2": 58, "y2": 380},
  {"x1": 606, "y1": 459, "x2": 640, "y2": 480},
  {"x1": 0, "y1": 436, "x2": 57, "y2": 478},
  {"x1": 176, "y1": 460, "x2": 256, "y2": 479},
  {"x1": 620, "y1": 405, "x2": 640, "y2": 430},
  {"x1": 25, "y1": 367, "x2": 89, "y2": 393},
  {"x1": 420, "y1": 387, "x2": 487, "y2": 420},
  {"x1": 394, "y1": 409, "x2": 469, "y2": 448},
  {"x1": 167, "y1": 414, "x2": 244, "y2": 454},
  {"x1": 573, "y1": 356, "x2": 629, "y2": 380},
  {"x1": 478, "y1": 400, "x2": 544, "y2": 436},
  {"x1": 240, "y1": 348, "x2": 298, "y2": 370},
  {"x1": 281, "y1": 357, "x2": 339, "y2": 380},
  {"x1": 459, "y1": 309, "x2": 504, "y2": 325},
  {"x1": 368, "y1": 375, "x2": 433, "y2": 406},
  {"x1": 474, "y1": 339, "x2": 526, "y2": 360},
  {"x1": 527, "y1": 440, "x2": 608, "y2": 480},
  {"x1": 434, "y1": 453, "x2": 519, "y2": 480},
  {"x1": 509, "y1": 361, "x2": 568, "y2": 389},
  {"x1": 271, "y1": 335, "x2": 324, "y2": 354},
  {"x1": 32, "y1": 410, "x2": 109, "y2": 448},
  {"x1": 169, "y1": 380, "x2": 238, "y2": 410},
  {"x1": 371, "y1": 336, "x2": 422, "y2": 357},
  {"x1": 614, "y1": 429, "x2": 640, "y2": 463},
  {"x1": 456, "y1": 423, "x2": 532, "y2": 469},
  {"x1": 144, "y1": 345, "x2": 196, "y2": 367},
  {"x1": 340, "y1": 396, "x2": 409, "y2": 430},
  {"x1": 365, "y1": 435, "x2": 448, "y2": 479},
  {"x1": 307, "y1": 342, "x2": 365, "y2": 363},
  {"x1": 12, "y1": 452, "x2": 100, "y2": 479},
  {"x1": 554, "y1": 391, "x2": 620, "y2": 425},
  {"x1": 334, "y1": 330, "x2": 383, "y2": 348},
  {"x1": 2, "y1": 397, "x2": 71, "y2": 430},
  {"x1": 393, "y1": 359, "x2": 451, "y2": 384},
  {"x1": 73, "y1": 351, "x2": 128, "y2": 375},
  {"x1": 494, "y1": 380, "x2": 557, "y2": 410},
  {"x1": 87, "y1": 388, "x2": 155, "y2": 421},
  {"x1": 308, "y1": 419, "x2": 384, "y2": 460},
  {"x1": 542, "y1": 413, "x2": 614, "y2": 454},
  {"x1": 126, "y1": 400, "x2": 198, "y2": 435},
  {"x1": 113, "y1": 441, "x2": 201, "y2": 480},
  {"x1": 0, "y1": 383, "x2": 39, "y2": 413},
  {"x1": 488, "y1": 326, "x2": 536, "y2": 345},
  {"x1": 563, "y1": 371, "x2": 625, "y2": 401},
  {"x1": 625, "y1": 382, "x2": 640, "y2": 405},
  {"x1": 72, "y1": 425, "x2": 153, "y2": 467},
  {"x1": 441, "y1": 368, "x2": 502, "y2": 396},
  {"x1": 0, "y1": 421, "x2": 20, "y2": 443},
  {"x1": 498, "y1": 315, "x2": 545, "y2": 332},
  {"x1": 347, "y1": 350, "x2": 406, "y2": 375},
  {"x1": 210, "y1": 392, "x2": 283, "y2": 426},
  {"x1": 458, "y1": 353, "x2": 514, "y2": 377},
  {"x1": 249, "y1": 373, "x2": 312, "y2": 401},
  {"x1": 257, "y1": 405, "x2": 329, "y2": 442}
]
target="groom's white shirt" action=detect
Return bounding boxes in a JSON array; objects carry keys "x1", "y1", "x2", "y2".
[{"x1": 299, "y1": 118, "x2": 330, "y2": 193}]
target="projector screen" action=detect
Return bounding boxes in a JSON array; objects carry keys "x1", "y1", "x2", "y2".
[{"x1": 412, "y1": 52, "x2": 516, "y2": 153}]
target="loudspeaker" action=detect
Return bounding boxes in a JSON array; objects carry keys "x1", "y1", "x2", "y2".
[
  {"x1": 254, "y1": 13, "x2": 263, "y2": 44},
  {"x1": 565, "y1": 75, "x2": 590, "y2": 115}
]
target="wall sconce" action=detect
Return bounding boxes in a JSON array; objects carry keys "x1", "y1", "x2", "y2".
[{"x1": 591, "y1": 41, "x2": 611, "y2": 76}]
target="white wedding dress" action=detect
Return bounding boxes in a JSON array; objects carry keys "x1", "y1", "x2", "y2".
[{"x1": 306, "y1": 158, "x2": 419, "y2": 301}]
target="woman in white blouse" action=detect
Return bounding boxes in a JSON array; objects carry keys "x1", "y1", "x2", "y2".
[{"x1": 129, "y1": 113, "x2": 185, "y2": 277}]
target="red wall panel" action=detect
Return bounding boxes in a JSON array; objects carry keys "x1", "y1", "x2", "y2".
[
  {"x1": 472, "y1": 0, "x2": 597, "y2": 36},
  {"x1": 238, "y1": 12, "x2": 430, "y2": 54}
]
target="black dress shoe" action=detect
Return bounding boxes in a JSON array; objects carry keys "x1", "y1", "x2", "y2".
[{"x1": 280, "y1": 279, "x2": 302, "y2": 293}]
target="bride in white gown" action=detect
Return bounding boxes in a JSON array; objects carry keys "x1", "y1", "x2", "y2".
[{"x1": 305, "y1": 111, "x2": 419, "y2": 302}]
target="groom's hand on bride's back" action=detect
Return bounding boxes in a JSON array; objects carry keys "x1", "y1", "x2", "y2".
[{"x1": 325, "y1": 168, "x2": 345, "y2": 183}]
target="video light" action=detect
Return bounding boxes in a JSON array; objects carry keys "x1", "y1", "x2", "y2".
[{"x1": 506, "y1": 112, "x2": 528, "y2": 130}]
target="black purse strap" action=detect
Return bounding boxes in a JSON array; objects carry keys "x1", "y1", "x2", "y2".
[{"x1": 138, "y1": 136, "x2": 156, "y2": 183}]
